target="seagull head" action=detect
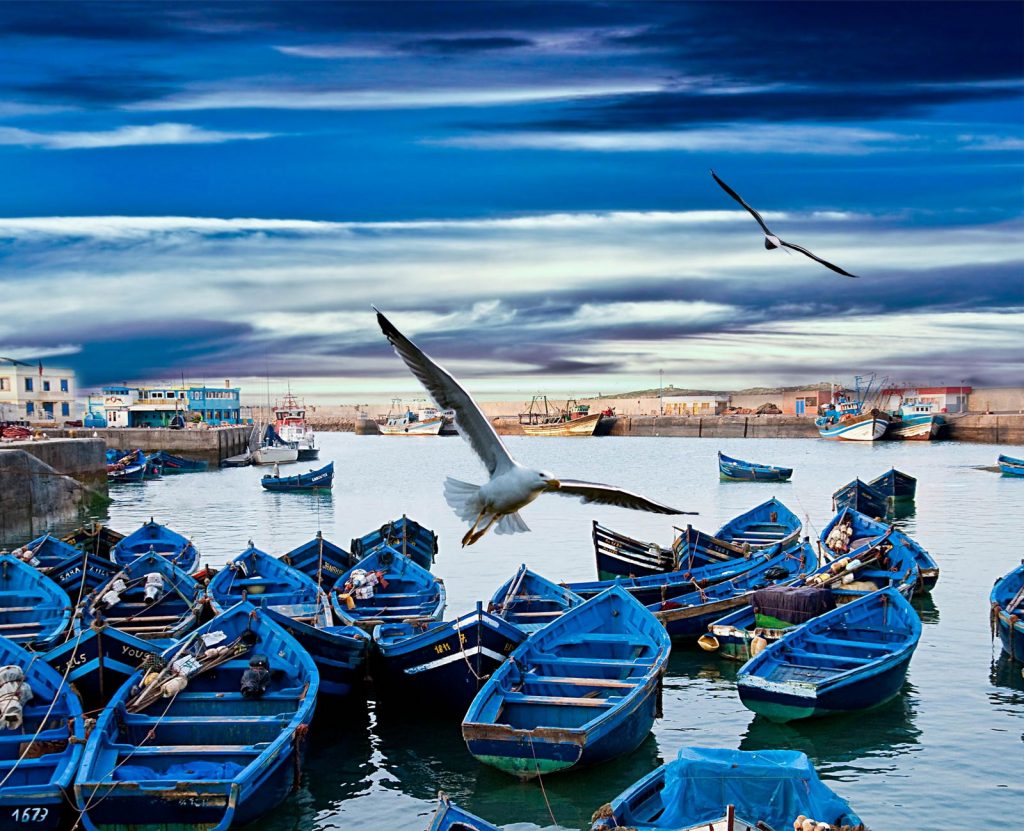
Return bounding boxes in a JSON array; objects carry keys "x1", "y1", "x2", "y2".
[{"x1": 537, "y1": 471, "x2": 560, "y2": 492}]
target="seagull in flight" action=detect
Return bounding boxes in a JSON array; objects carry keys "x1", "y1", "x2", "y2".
[
  {"x1": 374, "y1": 308, "x2": 692, "y2": 546},
  {"x1": 711, "y1": 170, "x2": 859, "y2": 278}
]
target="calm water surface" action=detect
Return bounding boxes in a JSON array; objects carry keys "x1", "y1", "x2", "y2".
[{"x1": 51, "y1": 435, "x2": 1024, "y2": 827}]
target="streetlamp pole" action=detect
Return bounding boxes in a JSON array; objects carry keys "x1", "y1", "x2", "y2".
[{"x1": 659, "y1": 369, "x2": 663, "y2": 416}]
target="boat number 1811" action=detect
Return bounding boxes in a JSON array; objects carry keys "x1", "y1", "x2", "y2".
[{"x1": 11, "y1": 808, "x2": 49, "y2": 822}]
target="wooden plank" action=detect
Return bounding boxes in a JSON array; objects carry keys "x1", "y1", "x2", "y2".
[
  {"x1": 530, "y1": 675, "x2": 637, "y2": 689},
  {"x1": 503, "y1": 693, "x2": 612, "y2": 707}
]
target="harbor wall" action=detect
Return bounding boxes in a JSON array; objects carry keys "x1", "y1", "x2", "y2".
[{"x1": 41, "y1": 426, "x2": 250, "y2": 462}]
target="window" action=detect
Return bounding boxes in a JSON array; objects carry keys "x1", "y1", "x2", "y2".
[
  {"x1": 0, "y1": 378, "x2": 7, "y2": 391},
  {"x1": 24, "y1": 378, "x2": 33, "y2": 392},
  {"x1": 61, "y1": 402, "x2": 70, "y2": 417},
  {"x1": 26, "y1": 402, "x2": 34, "y2": 415},
  {"x1": 43, "y1": 380, "x2": 51, "y2": 392},
  {"x1": 60, "y1": 379, "x2": 69, "y2": 392}
]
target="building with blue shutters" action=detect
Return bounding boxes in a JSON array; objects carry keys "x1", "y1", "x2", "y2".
[{"x1": 102, "y1": 381, "x2": 241, "y2": 427}]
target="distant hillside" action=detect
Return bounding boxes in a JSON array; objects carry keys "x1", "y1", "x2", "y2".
[{"x1": 594, "y1": 382, "x2": 836, "y2": 400}]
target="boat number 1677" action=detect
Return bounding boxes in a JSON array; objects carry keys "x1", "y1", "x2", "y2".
[{"x1": 10, "y1": 808, "x2": 49, "y2": 822}]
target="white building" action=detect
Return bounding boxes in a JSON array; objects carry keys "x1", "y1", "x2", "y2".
[
  {"x1": 661, "y1": 394, "x2": 731, "y2": 416},
  {"x1": 0, "y1": 357, "x2": 77, "y2": 423}
]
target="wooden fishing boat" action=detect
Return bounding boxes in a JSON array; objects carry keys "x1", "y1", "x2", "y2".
[
  {"x1": 77, "y1": 551, "x2": 217, "y2": 648},
  {"x1": 148, "y1": 451, "x2": 209, "y2": 472},
  {"x1": 589, "y1": 747, "x2": 862, "y2": 831},
  {"x1": 73, "y1": 601, "x2": 318, "y2": 831},
  {"x1": 110, "y1": 519, "x2": 198, "y2": 570},
  {"x1": 488, "y1": 565, "x2": 585, "y2": 634},
  {"x1": 885, "y1": 400, "x2": 944, "y2": 441},
  {"x1": 62, "y1": 523, "x2": 125, "y2": 560},
  {"x1": 331, "y1": 548, "x2": 446, "y2": 632},
  {"x1": 106, "y1": 449, "x2": 148, "y2": 483},
  {"x1": 0, "y1": 554, "x2": 71, "y2": 650},
  {"x1": 351, "y1": 514, "x2": 438, "y2": 572},
  {"x1": 831, "y1": 477, "x2": 888, "y2": 519},
  {"x1": 261, "y1": 461, "x2": 333, "y2": 492},
  {"x1": 991, "y1": 560, "x2": 1024, "y2": 662},
  {"x1": 40, "y1": 549, "x2": 121, "y2": 608},
  {"x1": 648, "y1": 543, "x2": 815, "y2": 640},
  {"x1": 427, "y1": 793, "x2": 501, "y2": 831},
  {"x1": 998, "y1": 453, "x2": 1024, "y2": 476},
  {"x1": 737, "y1": 586, "x2": 921, "y2": 722},
  {"x1": 373, "y1": 602, "x2": 526, "y2": 712},
  {"x1": 570, "y1": 541, "x2": 806, "y2": 607},
  {"x1": 702, "y1": 529, "x2": 919, "y2": 662},
  {"x1": 0, "y1": 634, "x2": 86, "y2": 831},
  {"x1": 9, "y1": 533, "x2": 81, "y2": 570},
  {"x1": 209, "y1": 545, "x2": 369, "y2": 699},
  {"x1": 280, "y1": 531, "x2": 353, "y2": 587},
  {"x1": 519, "y1": 397, "x2": 605, "y2": 437},
  {"x1": 717, "y1": 451, "x2": 793, "y2": 482},
  {"x1": 869, "y1": 467, "x2": 916, "y2": 501},
  {"x1": 821, "y1": 507, "x2": 938, "y2": 592},
  {"x1": 463, "y1": 585, "x2": 671, "y2": 778},
  {"x1": 593, "y1": 498, "x2": 800, "y2": 580}
]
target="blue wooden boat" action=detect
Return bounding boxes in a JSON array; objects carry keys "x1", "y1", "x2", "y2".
[
  {"x1": 280, "y1": 531, "x2": 353, "y2": 587},
  {"x1": 737, "y1": 586, "x2": 921, "y2": 722},
  {"x1": 73, "y1": 601, "x2": 318, "y2": 831},
  {"x1": 77, "y1": 551, "x2": 217, "y2": 648},
  {"x1": 0, "y1": 634, "x2": 86, "y2": 831},
  {"x1": 373, "y1": 602, "x2": 526, "y2": 712},
  {"x1": 991, "y1": 560, "x2": 1024, "y2": 662},
  {"x1": 718, "y1": 451, "x2": 793, "y2": 482},
  {"x1": 331, "y1": 548, "x2": 446, "y2": 632},
  {"x1": 44, "y1": 625, "x2": 161, "y2": 713},
  {"x1": 148, "y1": 451, "x2": 208, "y2": 473},
  {"x1": 488, "y1": 564, "x2": 585, "y2": 634},
  {"x1": 106, "y1": 449, "x2": 147, "y2": 483},
  {"x1": 351, "y1": 514, "x2": 437, "y2": 572},
  {"x1": 41, "y1": 549, "x2": 121, "y2": 607},
  {"x1": 463, "y1": 585, "x2": 670, "y2": 778},
  {"x1": 869, "y1": 467, "x2": 916, "y2": 501},
  {"x1": 832, "y1": 477, "x2": 888, "y2": 519},
  {"x1": 590, "y1": 747, "x2": 861, "y2": 831},
  {"x1": 427, "y1": 793, "x2": 500, "y2": 831},
  {"x1": 62, "y1": 523, "x2": 125, "y2": 560},
  {"x1": 702, "y1": 528, "x2": 920, "y2": 662},
  {"x1": 209, "y1": 545, "x2": 369, "y2": 698},
  {"x1": 648, "y1": 543, "x2": 815, "y2": 640},
  {"x1": 0, "y1": 554, "x2": 71, "y2": 650},
  {"x1": 261, "y1": 461, "x2": 333, "y2": 492},
  {"x1": 998, "y1": 453, "x2": 1024, "y2": 476},
  {"x1": 9, "y1": 533, "x2": 81, "y2": 570},
  {"x1": 821, "y1": 507, "x2": 938, "y2": 592},
  {"x1": 110, "y1": 519, "x2": 198, "y2": 570},
  {"x1": 594, "y1": 499, "x2": 801, "y2": 579}
]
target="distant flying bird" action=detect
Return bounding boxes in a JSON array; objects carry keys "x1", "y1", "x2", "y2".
[
  {"x1": 374, "y1": 308, "x2": 692, "y2": 546},
  {"x1": 710, "y1": 170, "x2": 859, "y2": 278}
]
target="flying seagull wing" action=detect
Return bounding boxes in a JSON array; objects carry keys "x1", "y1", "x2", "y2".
[
  {"x1": 374, "y1": 308, "x2": 515, "y2": 476},
  {"x1": 778, "y1": 239, "x2": 859, "y2": 278},
  {"x1": 549, "y1": 479, "x2": 694, "y2": 515},
  {"x1": 710, "y1": 170, "x2": 774, "y2": 236}
]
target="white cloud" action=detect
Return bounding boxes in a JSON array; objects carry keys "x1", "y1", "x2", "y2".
[
  {"x1": 0, "y1": 123, "x2": 275, "y2": 150},
  {"x1": 431, "y1": 125, "x2": 910, "y2": 155},
  {"x1": 957, "y1": 133, "x2": 1024, "y2": 152}
]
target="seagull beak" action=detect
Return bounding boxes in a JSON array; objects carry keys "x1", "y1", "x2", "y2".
[{"x1": 544, "y1": 478, "x2": 561, "y2": 490}]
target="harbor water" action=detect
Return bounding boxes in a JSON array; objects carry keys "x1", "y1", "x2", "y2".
[{"x1": 23, "y1": 433, "x2": 1023, "y2": 829}]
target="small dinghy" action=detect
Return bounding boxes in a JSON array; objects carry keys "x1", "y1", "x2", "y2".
[
  {"x1": 868, "y1": 467, "x2": 916, "y2": 501},
  {"x1": 594, "y1": 498, "x2": 801, "y2": 579},
  {"x1": 831, "y1": 478, "x2": 888, "y2": 519},
  {"x1": 373, "y1": 602, "x2": 526, "y2": 713},
  {"x1": 62, "y1": 523, "x2": 125, "y2": 560},
  {"x1": 427, "y1": 792, "x2": 501, "y2": 831},
  {"x1": 351, "y1": 515, "x2": 438, "y2": 572},
  {"x1": 718, "y1": 451, "x2": 793, "y2": 482},
  {"x1": 0, "y1": 555, "x2": 71, "y2": 650},
  {"x1": 77, "y1": 551, "x2": 217, "y2": 648},
  {"x1": 991, "y1": 560, "x2": 1024, "y2": 662},
  {"x1": 148, "y1": 451, "x2": 208, "y2": 473},
  {"x1": 106, "y1": 449, "x2": 148, "y2": 483},
  {"x1": 331, "y1": 548, "x2": 445, "y2": 632},
  {"x1": 821, "y1": 507, "x2": 938, "y2": 593},
  {"x1": 462, "y1": 585, "x2": 670, "y2": 778},
  {"x1": 488, "y1": 565, "x2": 584, "y2": 634},
  {"x1": 209, "y1": 545, "x2": 369, "y2": 699},
  {"x1": 998, "y1": 453, "x2": 1024, "y2": 476},
  {"x1": 261, "y1": 461, "x2": 334, "y2": 492},
  {"x1": 0, "y1": 634, "x2": 85, "y2": 831},
  {"x1": 649, "y1": 542, "x2": 815, "y2": 640},
  {"x1": 280, "y1": 531, "x2": 353, "y2": 586},
  {"x1": 590, "y1": 747, "x2": 862, "y2": 831},
  {"x1": 73, "y1": 601, "x2": 318, "y2": 831},
  {"x1": 110, "y1": 519, "x2": 198, "y2": 571},
  {"x1": 737, "y1": 586, "x2": 921, "y2": 722}
]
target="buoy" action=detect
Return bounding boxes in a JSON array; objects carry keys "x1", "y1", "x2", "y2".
[
  {"x1": 697, "y1": 634, "x2": 719, "y2": 652},
  {"x1": 751, "y1": 635, "x2": 768, "y2": 656}
]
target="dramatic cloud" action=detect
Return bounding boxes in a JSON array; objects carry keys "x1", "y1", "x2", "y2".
[{"x1": 0, "y1": 123, "x2": 274, "y2": 150}]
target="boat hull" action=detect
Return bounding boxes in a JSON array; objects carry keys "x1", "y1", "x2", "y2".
[
  {"x1": 718, "y1": 453, "x2": 792, "y2": 482},
  {"x1": 266, "y1": 611, "x2": 369, "y2": 698},
  {"x1": 885, "y1": 413, "x2": 941, "y2": 441},
  {"x1": 251, "y1": 446, "x2": 299, "y2": 465},
  {"x1": 995, "y1": 610, "x2": 1024, "y2": 662},
  {"x1": 998, "y1": 455, "x2": 1024, "y2": 476},
  {"x1": 817, "y1": 412, "x2": 889, "y2": 441},
  {"x1": 521, "y1": 411, "x2": 602, "y2": 437},
  {"x1": 378, "y1": 418, "x2": 445, "y2": 436}
]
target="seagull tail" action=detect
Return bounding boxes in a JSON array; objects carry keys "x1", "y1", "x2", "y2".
[
  {"x1": 495, "y1": 511, "x2": 531, "y2": 536},
  {"x1": 443, "y1": 477, "x2": 484, "y2": 523}
]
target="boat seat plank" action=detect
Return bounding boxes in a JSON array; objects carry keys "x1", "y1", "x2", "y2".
[
  {"x1": 527, "y1": 675, "x2": 638, "y2": 689},
  {"x1": 502, "y1": 692, "x2": 614, "y2": 708},
  {"x1": 804, "y1": 635, "x2": 881, "y2": 651},
  {"x1": 783, "y1": 648, "x2": 873, "y2": 665},
  {"x1": 532, "y1": 654, "x2": 653, "y2": 669}
]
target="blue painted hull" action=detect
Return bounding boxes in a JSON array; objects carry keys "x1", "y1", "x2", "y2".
[
  {"x1": 150, "y1": 451, "x2": 208, "y2": 472},
  {"x1": 0, "y1": 554, "x2": 72, "y2": 650},
  {"x1": 832, "y1": 478, "x2": 888, "y2": 519},
  {"x1": 266, "y1": 610, "x2": 369, "y2": 699},
  {"x1": 869, "y1": 468, "x2": 917, "y2": 500},
  {"x1": 718, "y1": 452, "x2": 792, "y2": 482},
  {"x1": 428, "y1": 796, "x2": 501, "y2": 831},
  {"x1": 43, "y1": 551, "x2": 120, "y2": 607},
  {"x1": 261, "y1": 462, "x2": 333, "y2": 492},
  {"x1": 998, "y1": 454, "x2": 1024, "y2": 476},
  {"x1": 995, "y1": 613, "x2": 1024, "y2": 662},
  {"x1": 991, "y1": 561, "x2": 1024, "y2": 662},
  {"x1": 350, "y1": 516, "x2": 437, "y2": 572},
  {"x1": 280, "y1": 533, "x2": 353, "y2": 586},
  {"x1": 111, "y1": 520, "x2": 198, "y2": 570}
]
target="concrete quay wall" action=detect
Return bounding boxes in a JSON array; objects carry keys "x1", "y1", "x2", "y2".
[
  {"x1": 1, "y1": 438, "x2": 107, "y2": 485},
  {"x1": 43, "y1": 426, "x2": 251, "y2": 462}
]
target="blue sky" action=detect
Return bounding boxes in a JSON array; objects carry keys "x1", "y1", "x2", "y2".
[{"x1": 0, "y1": 2, "x2": 1021, "y2": 399}]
